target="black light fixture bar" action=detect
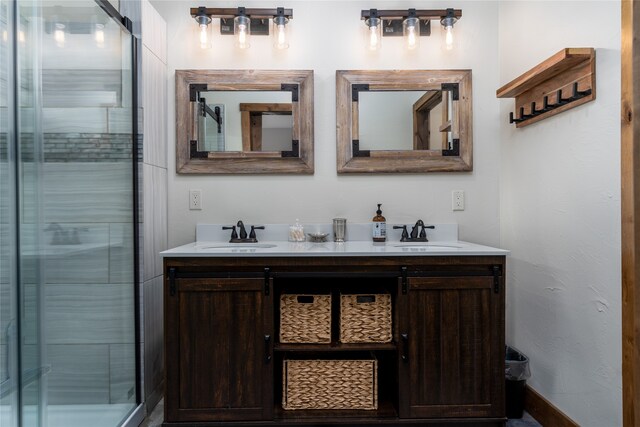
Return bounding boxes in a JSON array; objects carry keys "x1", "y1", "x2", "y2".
[
  {"x1": 190, "y1": 7, "x2": 293, "y2": 19},
  {"x1": 360, "y1": 9, "x2": 461, "y2": 20},
  {"x1": 361, "y1": 8, "x2": 461, "y2": 38}
]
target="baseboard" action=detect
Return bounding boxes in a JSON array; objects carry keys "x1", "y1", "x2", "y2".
[
  {"x1": 145, "y1": 380, "x2": 164, "y2": 415},
  {"x1": 525, "y1": 385, "x2": 580, "y2": 427}
]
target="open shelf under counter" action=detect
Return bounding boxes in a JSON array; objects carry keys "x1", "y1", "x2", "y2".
[{"x1": 275, "y1": 342, "x2": 397, "y2": 352}]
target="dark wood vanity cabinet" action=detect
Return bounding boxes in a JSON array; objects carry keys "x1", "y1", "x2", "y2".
[
  {"x1": 163, "y1": 256, "x2": 506, "y2": 427},
  {"x1": 398, "y1": 276, "x2": 505, "y2": 419},
  {"x1": 164, "y1": 276, "x2": 274, "y2": 422}
]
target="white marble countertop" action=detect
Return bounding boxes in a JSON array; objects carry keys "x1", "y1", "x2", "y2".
[
  {"x1": 161, "y1": 223, "x2": 509, "y2": 258},
  {"x1": 161, "y1": 240, "x2": 508, "y2": 257}
]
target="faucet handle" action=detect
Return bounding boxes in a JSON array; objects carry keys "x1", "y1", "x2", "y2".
[
  {"x1": 418, "y1": 224, "x2": 435, "y2": 240},
  {"x1": 393, "y1": 225, "x2": 409, "y2": 241},
  {"x1": 249, "y1": 225, "x2": 265, "y2": 240},
  {"x1": 222, "y1": 225, "x2": 238, "y2": 241}
]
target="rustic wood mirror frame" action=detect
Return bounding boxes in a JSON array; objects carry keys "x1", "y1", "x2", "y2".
[
  {"x1": 176, "y1": 70, "x2": 314, "y2": 174},
  {"x1": 336, "y1": 70, "x2": 473, "y2": 173}
]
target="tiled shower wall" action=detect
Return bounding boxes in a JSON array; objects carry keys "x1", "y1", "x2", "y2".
[{"x1": 140, "y1": 0, "x2": 168, "y2": 414}]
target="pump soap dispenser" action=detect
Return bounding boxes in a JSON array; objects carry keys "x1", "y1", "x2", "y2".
[{"x1": 372, "y1": 204, "x2": 386, "y2": 243}]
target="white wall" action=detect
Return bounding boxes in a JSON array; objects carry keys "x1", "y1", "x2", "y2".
[
  {"x1": 152, "y1": 0, "x2": 502, "y2": 247},
  {"x1": 498, "y1": 2, "x2": 621, "y2": 425}
]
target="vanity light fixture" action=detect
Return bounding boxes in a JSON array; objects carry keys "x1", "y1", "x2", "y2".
[
  {"x1": 93, "y1": 22, "x2": 105, "y2": 48},
  {"x1": 53, "y1": 21, "x2": 66, "y2": 48},
  {"x1": 92, "y1": 13, "x2": 108, "y2": 49},
  {"x1": 234, "y1": 8, "x2": 251, "y2": 49},
  {"x1": 403, "y1": 9, "x2": 420, "y2": 50},
  {"x1": 364, "y1": 9, "x2": 382, "y2": 51},
  {"x1": 440, "y1": 8, "x2": 457, "y2": 51},
  {"x1": 360, "y1": 8, "x2": 462, "y2": 51},
  {"x1": 194, "y1": 7, "x2": 212, "y2": 49},
  {"x1": 50, "y1": 10, "x2": 67, "y2": 48},
  {"x1": 190, "y1": 6, "x2": 293, "y2": 50},
  {"x1": 273, "y1": 7, "x2": 290, "y2": 49}
]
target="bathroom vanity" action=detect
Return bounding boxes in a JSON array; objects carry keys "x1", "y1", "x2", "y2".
[{"x1": 162, "y1": 225, "x2": 508, "y2": 426}]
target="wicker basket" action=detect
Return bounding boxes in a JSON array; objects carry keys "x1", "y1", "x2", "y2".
[
  {"x1": 340, "y1": 294, "x2": 392, "y2": 343},
  {"x1": 282, "y1": 359, "x2": 378, "y2": 410},
  {"x1": 279, "y1": 294, "x2": 331, "y2": 343}
]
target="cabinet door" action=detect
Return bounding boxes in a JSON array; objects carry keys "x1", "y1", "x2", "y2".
[
  {"x1": 398, "y1": 276, "x2": 504, "y2": 419},
  {"x1": 165, "y1": 277, "x2": 273, "y2": 422}
]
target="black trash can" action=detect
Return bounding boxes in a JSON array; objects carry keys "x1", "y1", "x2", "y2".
[{"x1": 505, "y1": 346, "x2": 531, "y2": 419}]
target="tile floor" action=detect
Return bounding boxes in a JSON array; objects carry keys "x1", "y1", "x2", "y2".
[{"x1": 140, "y1": 399, "x2": 542, "y2": 427}]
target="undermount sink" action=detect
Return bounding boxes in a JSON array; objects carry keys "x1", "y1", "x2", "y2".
[
  {"x1": 198, "y1": 243, "x2": 277, "y2": 250},
  {"x1": 393, "y1": 243, "x2": 462, "y2": 249}
]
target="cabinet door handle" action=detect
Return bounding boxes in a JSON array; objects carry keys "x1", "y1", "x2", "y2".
[
  {"x1": 169, "y1": 268, "x2": 176, "y2": 296},
  {"x1": 401, "y1": 333, "x2": 409, "y2": 363},
  {"x1": 264, "y1": 335, "x2": 272, "y2": 363}
]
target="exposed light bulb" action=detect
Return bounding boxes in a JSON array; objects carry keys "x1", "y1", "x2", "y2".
[
  {"x1": 234, "y1": 15, "x2": 251, "y2": 49},
  {"x1": 18, "y1": 30, "x2": 25, "y2": 43},
  {"x1": 440, "y1": 10, "x2": 458, "y2": 52},
  {"x1": 368, "y1": 24, "x2": 379, "y2": 50},
  {"x1": 406, "y1": 24, "x2": 417, "y2": 50},
  {"x1": 54, "y1": 23, "x2": 65, "y2": 48},
  {"x1": 445, "y1": 25, "x2": 453, "y2": 50},
  {"x1": 237, "y1": 24, "x2": 248, "y2": 48},
  {"x1": 95, "y1": 23, "x2": 105, "y2": 48},
  {"x1": 2, "y1": 31, "x2": 7, "y2": 42},
  {"x1": 275, "y1": 23, "x2": 288, "y2": 49},
  {"x1": 194, "y1": 10, "x2": 211, "y2": 49},
  {"x1": 364, "y1": 12, "x2": 381, "y2": 52},
  {"x1": 273, "y1": 10, "x2": 289, "y2": 50},
  {"x1": 199, "y1": 23, "x2": 208, "y2": 49},
  {"x1": 403, "y1": 16, "x2": 420, "y2": 50}
]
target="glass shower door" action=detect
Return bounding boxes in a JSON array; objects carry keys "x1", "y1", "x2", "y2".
[
  {"x1": 15, "y1": 1, "x2": 138, "y2": 426},
  {"x1": 0, "y1": 0, "x2": 19, "y2": 425}
]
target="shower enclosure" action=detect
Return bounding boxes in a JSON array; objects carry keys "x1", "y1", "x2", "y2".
[{"x1": 1, "y1": 0, "x2": 141, "y2": 426}]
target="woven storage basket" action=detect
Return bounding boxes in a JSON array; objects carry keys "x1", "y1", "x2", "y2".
[
  {"x1": 279, "y1": 294, "x2": 331, "y2": 343},
  {"x1": 282, "y1": 359, "x2": 378, "y2": 410},
  {"x1": 340, "y1": 294, "x2": 392, "y2": 343}
]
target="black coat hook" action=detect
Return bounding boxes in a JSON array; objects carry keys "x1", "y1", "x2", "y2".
[{"x1": 508, "y1": 82, "x2": 593, "y2": 126}]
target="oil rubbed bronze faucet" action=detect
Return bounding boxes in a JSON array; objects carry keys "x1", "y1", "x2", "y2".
[
  {"x1": 393, "y1": 220, "x2": 435, "y2": 242},
  {"x1": 222, "y1": 221, "x2": 265, "y2": 243}
]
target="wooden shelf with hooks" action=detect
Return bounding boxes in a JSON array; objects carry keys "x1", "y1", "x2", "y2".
[{"x1": 496, "y1": 47, "x2": 596, "y2": 128}]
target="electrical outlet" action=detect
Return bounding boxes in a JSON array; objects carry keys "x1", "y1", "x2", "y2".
[
  {"x1": 452, "y1": 190, "x2": 465, "y2": 211},
  {"x1": 189, "y1": 189, "x2": 202, "y2": 210}
]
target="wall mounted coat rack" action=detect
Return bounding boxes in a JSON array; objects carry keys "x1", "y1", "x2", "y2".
[{"x1": 496, "y1": 48, "x2": 595, "y2": 128}]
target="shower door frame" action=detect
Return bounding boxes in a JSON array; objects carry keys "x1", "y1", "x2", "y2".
[
  {"x1": 94, "y1": 1, "x2": 145, "y2": 425},
  {"x1": 94, "y1": 0, "x2": 145, "y2": 427}
]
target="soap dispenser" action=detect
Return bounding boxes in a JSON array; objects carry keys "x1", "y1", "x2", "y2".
[{"x1": 372, "y1": 204, "x2": 386, "y2": 243}]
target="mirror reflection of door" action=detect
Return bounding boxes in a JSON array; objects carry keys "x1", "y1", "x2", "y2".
[
  {"x1": 239, "y1": 103, "x2": 293, "y2": 151},
  {"x1": 199, "y1": 102, "x2": 226, "y2": 151},
  {"x1": 197, "y1": 91, "x2": 293, "y2": 152},
  {"x1": 358, "y1": 90, "x2": 453, "y2": 151}
]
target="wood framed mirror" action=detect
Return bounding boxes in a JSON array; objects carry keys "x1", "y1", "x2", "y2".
[
  {"x1": 336, "y1": 70, "x2": 472, "y2": 173},
  {"x1": 176, "y1": 69, "x2": 314, "y2": 174}
]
